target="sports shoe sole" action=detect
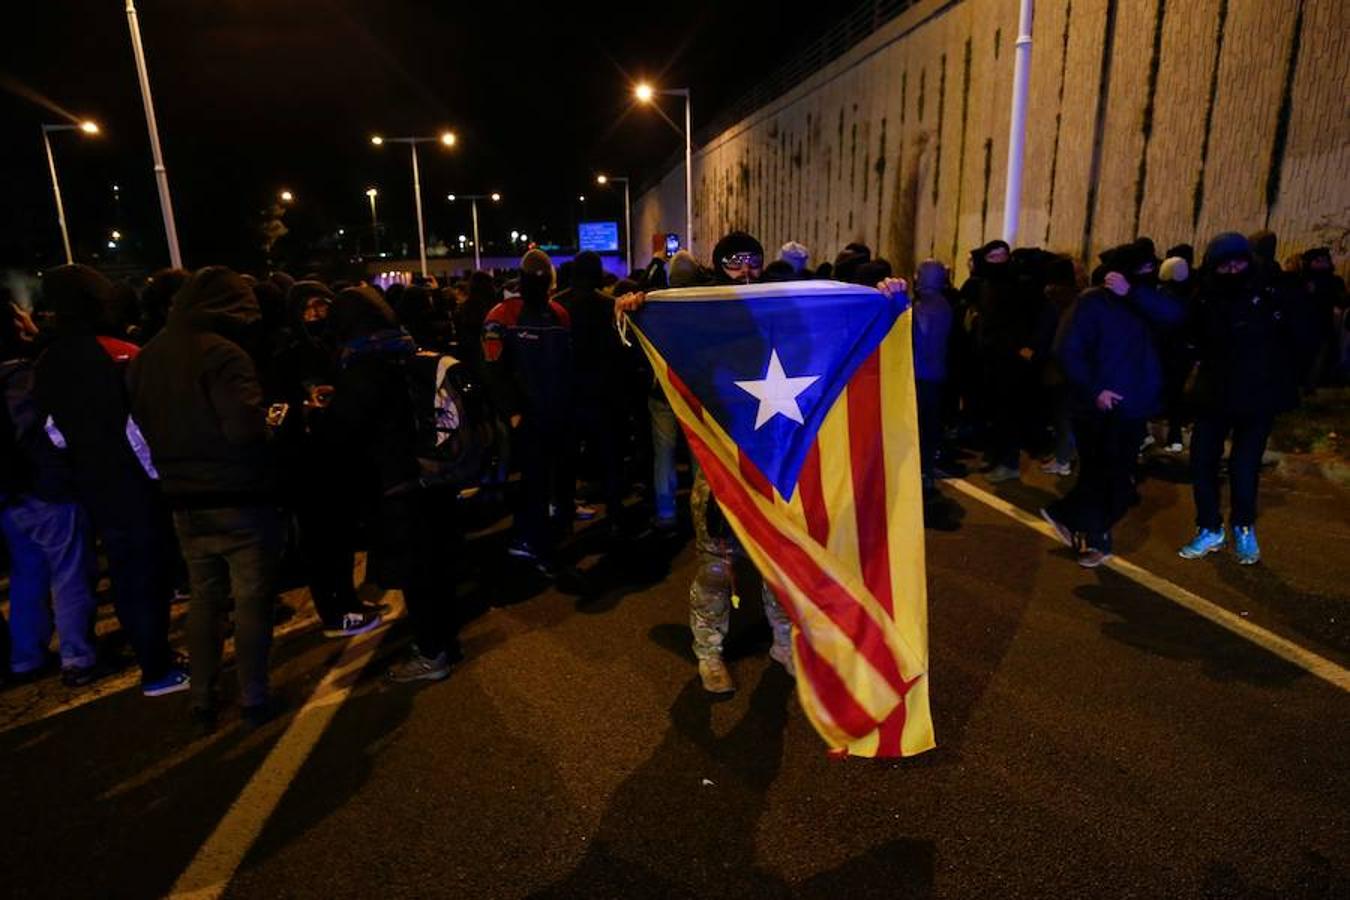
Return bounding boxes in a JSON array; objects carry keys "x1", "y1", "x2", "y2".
[
  {"x1": 1039, "y1": 508, "x2": 1075, "y2": 548},
  {"x1": 1077, "y1": 552, "x2": 1112, "y2": 569},
  {"x1": 387, "y1": 667, "x2": 450, "y2": 684},
  {"x1": 1178, "y1": 543, "x2": 1225, "y2": 560},
  {"x1": 322, "y1": 615, "x2": 384, "y2": 639},
  {"x1": 143, "y1": 677, "x2": 191, "y2": 698}
]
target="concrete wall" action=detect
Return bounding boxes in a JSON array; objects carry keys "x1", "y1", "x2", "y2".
[{"x1": 634, "y1": 0, "x2": 1350, "y2": 273}]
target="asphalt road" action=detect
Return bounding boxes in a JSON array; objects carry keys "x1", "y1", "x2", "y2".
[{"x1": 2, "y1": 456, "x2": 1348, "y2": 899}]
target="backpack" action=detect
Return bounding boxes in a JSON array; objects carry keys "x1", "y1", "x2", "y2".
[{"x1": 406, "y1": 351, "x2": 496, "y2": 488}]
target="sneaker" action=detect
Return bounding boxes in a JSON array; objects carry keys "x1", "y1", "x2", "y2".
[
  {"x1": 142, "y1": 666, "x2": 190, "y2": 697},
  {"x1": 1234, "y1": 526, "x2": 1261, "y2": 565},
  {"x1": 507, "y1": 540, "x2": 556, "y2": 578},
  {"x1": 1178, "y1": 527, "x2": 1227, "y2": 560},
  {"x1": 769, "y1": 643, "x2": 796, "y2": 679},
  {"x1": 1077, "y1": 548, "x2": 1112, "y2": 568},
  {"x1": 1038, "y1": 507, "x2": 1075, "y2": 548},
  {"x1": 574, "y1": 503, "x2": 600, "y2": 521},
  {"x1": 322, "y1": 610, "x2": 383, "y2": 639},
  {"x1": 984, "y1": 464, "x2": 1021, "y2": 484},
  {"x1": 697, "y1": 657, "x2": 735, "y2": 694},
  {"x1": 387, "y1": 651, "x2": 451, "y2": 683},
  {"x1": 1163, "y1": 442, "x2": 1184, "y2": 454},
  {"x1": 1039, "y1": 458, "x2": 1072, "y2": 476},
  {"x1": 60, "y1": 664, "x2": 100, "y2": 688}
]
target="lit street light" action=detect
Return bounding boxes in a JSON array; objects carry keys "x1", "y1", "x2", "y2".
[
  {"x1": 366, "y1": 187, "x2": 380, "y2": 256},
  {"x1": 370, "y1": 132, "x2": 458, "y2": 277},
  {"x1": 634, "y1": 81, "x2": 693, "y2": 255},
  {"x1": 448, "y1": 192, "x2": 502, "y2": 270},
  {"x1": 280, "y1": 190, "x2": 294, "y2": 203},
  {"x1": 41, "y1": 120, "x2": 101, "y2": 264},
  {"x1": 596, "y1": 173, "x2": 632, "y2": 275}
]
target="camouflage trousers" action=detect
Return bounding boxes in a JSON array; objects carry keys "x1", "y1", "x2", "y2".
[{"x1": 689, "y1": 466, "x2": 792, "y2": 661}]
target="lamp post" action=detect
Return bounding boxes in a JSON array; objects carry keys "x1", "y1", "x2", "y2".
[
  {"x1": 634, "y1": 83, "x2": 693, "y2": 255},
  {"x1": 448, "y1": 192, "x2": 501, "y2": 270},
  {"x1": 370, "y1": 131, "x2": 456, "y2": 278},
  {"x1": 40, "y1": 120, "x2": 99, "y2": 265},
  {"x1": 596, "y1": 174, "x2": 631, "y2": 275},
  {"x1": 125, "y1": 0, "x2": 182, "y2": 268},
  {"x1": 366, "y1": 187, "x2": 380, "y2": 256}
]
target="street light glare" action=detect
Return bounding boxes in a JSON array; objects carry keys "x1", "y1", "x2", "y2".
[
  {"x1": 490, "y1": 192, "x2": 501, "y2": 202},
  {"x1": 596, "y1": 175, "x2": 608, "y2": 185},
  {"x1": 79, "y1": 120, "x2": 100, "y2": 135},
  {"x1": 370, "y1": 135, "x2": 384, "y2": 146},
  {"x1": 366, "y1": 187, "x2": 378, "y2": 198},
  {"x1": 635, "y1": 83, "x2": 654, "y2": 103},
  {"x1": 447, "y1": 194, "x2": 456, "y2": 202},
  {"x1": 280, "y1": 190, "x2": 294, "y2": 202},
  {"x1": 578, "y1": 195, "x2": 586, "y2": 202},
  {"x1": 440, "y1": 131, "x2": 457, "y2": 147}
]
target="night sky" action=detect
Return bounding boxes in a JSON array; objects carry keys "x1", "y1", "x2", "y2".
[{"x1": 1, "y1": 0, "x2": 851, "y2": 273}]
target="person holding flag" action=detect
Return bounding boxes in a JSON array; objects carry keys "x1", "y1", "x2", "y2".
[{"x1": 618, "y1": 232, "x2": 928, "y2": 758}]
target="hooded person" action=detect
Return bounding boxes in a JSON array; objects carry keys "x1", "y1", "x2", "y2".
[
  {"x1": 34, "y1": 264, "x2": 186, "y2": 698},
  {"x1": 779, "y1": 241, "x2": 810, "y2": 275},
  {"x1": 832, "y1": 242, "x2": 871, "y2": 285},
  {"x1": 712, "y1": 231, "x2": 766, "y2": 284},
  {"x1": 913, "y1": 260, "x2": 954, "y2": 494},
  {"x1": 129, "y1": 266, "x2": 280, "y2": 730},
  {"x1": 1177, "y1": 233, "x2": 1299, "y2": 566},
  {"x1": 1041, "y1": 242, "x2": 1185, "y2": 567},
  {"x1": 1032, "y1": 255, "x2": 1084, "y2": 475},
  {"x1": 0, "y1": 300, "x2": 100, "y2": 686},
  {"x1": 1290, "y1": 246, "x2": 1345, "y2": 389},
  {"x1": 311, "y1": 286, "x2": 460, "y2": 682},
  {"x1": 139, "y1": 268, "x2": 190, "y2": 344},
  {"x1": 482, "y1": 249, "x2": 575, "y2": 573},
  {"x1": 1156, "y1": 256, "x2": 1197, "y2": 450},
  {"x1": 553, "y1": 251, "x2": 626, "y2": 533}
]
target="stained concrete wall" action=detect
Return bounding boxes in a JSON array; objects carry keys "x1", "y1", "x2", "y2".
[{"x1": 634, "y1": 0, "x2": 1350, "y2": 273}]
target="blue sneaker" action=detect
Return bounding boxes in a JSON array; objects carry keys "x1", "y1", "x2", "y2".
[
  {"x1": 142, "y1": 666, "x2": 190, "y2": 698},
  {"x1": 1233, "y1": 526, "x2": 1261, "y2": 565},
  {"x1": 1179, "y1": 527, "x2": 1226, "y2": 560}
]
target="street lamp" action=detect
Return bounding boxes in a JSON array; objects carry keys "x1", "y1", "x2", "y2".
[
  {"x1": 41, "y1": 120, "x2": 101, "y2": 264},
  {"x1": 279, "y1": 189, "x2": 294, "y2": 203},
  {"x1": 596, "y1": 173, "x2": 632, "y2": 275},
  {"x1": 366, "y1": 187, "x2": 380, "y2": 256},
  {"x1": 126, "y1": 0, "x2": 183, "y2": 268},
  {"x1": 370, "y1": 132, "x2": 457, "y2": 278},
  {"x1": 448, "y1": 192, "x2": 501, "y2": 270},
  {"x1": 633, "y1": 82, "x2": 693, "y2": 255}
]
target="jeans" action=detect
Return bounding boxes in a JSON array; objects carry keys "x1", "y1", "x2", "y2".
[
  {"x1": 0, "y1": 497, "x2": 98, "y2": 672},
  {"x1": 649, "y1": 395, "x2": 679, "y2": 522},
  {"x1": 1190, "y1": 413, "x2": 1274, "y2": 529},
  {"x1": 1047, "y1": 412, "x2": 1144, "y2": 547},
  {"x1": 173, "y1": 506, "x2": 282, "y2": 710},
  {"x1": 915, "y1": 379, "x2": 943, "y2": 485}
]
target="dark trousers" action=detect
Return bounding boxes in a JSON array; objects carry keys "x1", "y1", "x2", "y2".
[
  {"x1": 173, "y1": 506, "x2": 282, "y2": 710},
  {"x1": 295, "y1": 492, "x2": 359, "y2": 627},
  {"x1": 84, "y1": 487, "x2": 176, "y2": 682},
  {"x1": 915, "y1": 379, "x2": 943, "y2": 485},
  {"x1": 514, "y1": 419, "x2": 574, "y2": 555},
  {"x1": 1190, "y1": 413, "x2": 1274, "y2": 530},
  {"x1": 575, "y1": 403, "x2": 625, "y2": 525},
  {"x1": 984, "y1": 359, "x2": 1032, "y2": 469},
  {"x1": 1047, "y1": 412, "x2": 1144, "y2": 549},
  {"x1": 375, "y1": 488, "x2": 458, "y2": 659}
]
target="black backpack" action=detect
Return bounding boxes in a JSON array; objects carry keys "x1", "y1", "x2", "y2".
[{"x1": 405, "y1": 352, "x2": 497, "y2": 489}]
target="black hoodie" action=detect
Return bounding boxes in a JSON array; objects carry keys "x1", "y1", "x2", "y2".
[{"x1": 129, "y1": 267, "x2": 272, "y2": 506}]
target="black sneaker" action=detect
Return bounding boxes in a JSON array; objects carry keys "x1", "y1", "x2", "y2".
[
  {"x1": 60, "y1": 664, "x2": 100, "y2": 688},
  {"x1": 322, "y1": 610, "x2": 383, "y2": 638},
  {"x1": 507, "y1": 540, "x2": 556, "y2": 578}
]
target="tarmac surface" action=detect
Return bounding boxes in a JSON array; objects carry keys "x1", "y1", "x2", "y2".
[{"x1": 2, "y1": 454, "x2": 1348, "y2": 899}]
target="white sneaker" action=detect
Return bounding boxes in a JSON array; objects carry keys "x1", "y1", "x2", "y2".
[
  {"x1": 323, "y1": 610, "x2": 383, "y2": 638},
  {"x1": 1039, "y1": 459, "x2": 1072, "y2": 476}
]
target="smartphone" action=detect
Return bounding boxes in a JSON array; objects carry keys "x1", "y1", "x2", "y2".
[{"x1": 266, "y1": 402, "x2": 290, "y2": 428}]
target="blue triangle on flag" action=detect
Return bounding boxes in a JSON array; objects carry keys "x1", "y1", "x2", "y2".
[{"x1": 635, "y1": 281, "x2": 905, "y2": 499}]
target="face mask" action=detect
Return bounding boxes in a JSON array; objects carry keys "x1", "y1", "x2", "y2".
[{"x1": 303, "y1": 320, "x2": 327, "y2": 339}]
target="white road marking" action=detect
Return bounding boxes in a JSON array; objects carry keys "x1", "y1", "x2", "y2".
[
  {"x1": 167, "y1": 592, "x2": 405, "y2": 900},
  {"x1": 946, "y1": 478, "x2": 1350, "y2": 694}
]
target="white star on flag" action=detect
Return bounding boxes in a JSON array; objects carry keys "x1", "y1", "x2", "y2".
[{"x1": 734, "y1": 349, "x2": 821, "y2": 430}]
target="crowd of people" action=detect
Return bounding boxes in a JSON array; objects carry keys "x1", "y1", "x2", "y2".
[{"x1": 0, "y1": 224, "x2": 1344, "y2": 722}]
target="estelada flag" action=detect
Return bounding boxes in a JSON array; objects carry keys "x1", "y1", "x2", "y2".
[{"x1": 627, "y1": 280, "x2": 934, "y2": 758}]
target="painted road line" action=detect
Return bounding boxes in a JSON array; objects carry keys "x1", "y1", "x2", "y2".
[
  {"x1": 946, "y1": 477, "x2": 1350, "y2": 694},
  {"x1": 167, "y1": 591, "x2": 405, "y2": 900}
]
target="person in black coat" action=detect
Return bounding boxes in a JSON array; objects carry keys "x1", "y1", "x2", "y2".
[
  {"x1": 1041, "y1": 242, "x2": 1184, "y2": 566},
  {"x1": 1178, "y1": 233, "x2": 1300, "y2": 566},
  {"x1": 34, "y1": 265, "x2": 186, "y2": 697},
  {"x1": 321, "y1": 286, "x2": 462, "y2": 682}
]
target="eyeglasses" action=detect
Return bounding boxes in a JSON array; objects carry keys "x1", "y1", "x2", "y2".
[{"x1": 720, "y1": 252, "x2": 763, "y2": 270}]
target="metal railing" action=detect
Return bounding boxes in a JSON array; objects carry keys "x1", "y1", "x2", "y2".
[{"x1": 639, "y1": 0, "x2": 920, "y2": 194}]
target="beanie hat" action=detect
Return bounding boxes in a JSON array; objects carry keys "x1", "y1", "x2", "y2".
[
  {"x1": 571, "y1": 251, "x2": 603, "y2": 288},
  {"x1": 668, "y1": 250, "x2": 703, "y2": 288},
  {"x1": 1159, "y1": 256, "x2": 1190, "y2": 284},
  {"x1": 712, "y1": 231, "x2": 764, "y2": 266},
  {"x1": 41, "y1": 264, "x2": 114, "y2": 336},
  {"x1": 1165, "y1": 243, "x2": 1195, "y2": 265},
  {"x1": 1202, "y1": 232, "x2": 1252, "y2": 270},
  {"x1": 521, "y1": 248, "x2": 555, "y2": 286},
  {"x1": 780, "y1": 241, "x2": 809, "y2": 273}
]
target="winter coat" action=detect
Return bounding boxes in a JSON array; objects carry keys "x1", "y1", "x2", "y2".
[
  {"x1": 1188, "y1": 275, "x2": 1299, "y2": 417},
  {"x1": 912, "y1": 288, "x2": 953, "y2": 383},
  {"x1": 553, "y1": 285, "x2": 625, "y2": 410},
  {"x1": 0, "y1": 358, "x2": 74, "y2": 504},
  {"x1": 481, "y1": 296, "x2": 573, "y2": 427},
  {"x1": 1057, "y1": 283, "x2": 1184, "y2": 420},
  {"x1": 128, "y1": 268, "x2": 272, "y2": 507}
]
